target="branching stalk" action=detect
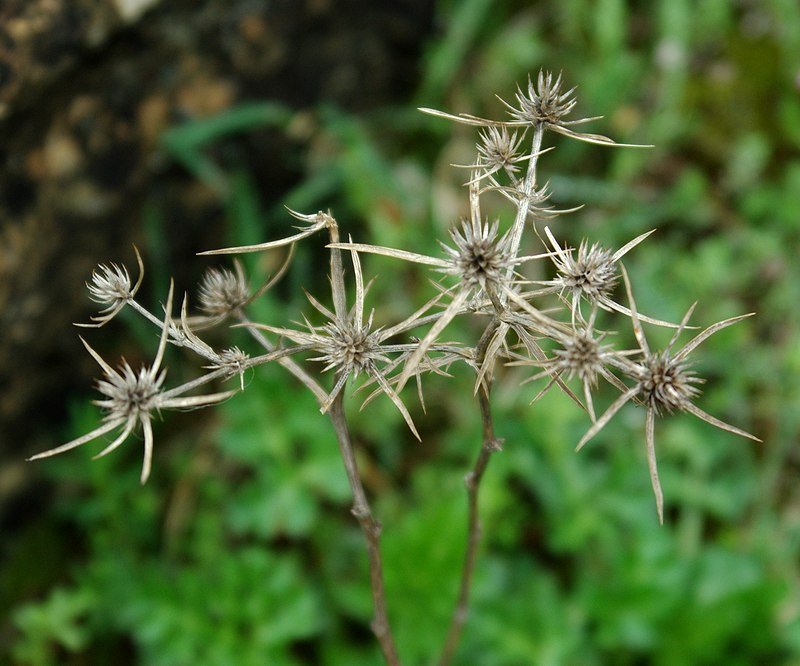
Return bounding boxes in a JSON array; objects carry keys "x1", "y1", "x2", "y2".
[
  {"x1": 235, "y1": 310, "x2": 328, "y2": 404},
  {"x1": 506, "y1": 123, "x2": 545, "y2": 264}
]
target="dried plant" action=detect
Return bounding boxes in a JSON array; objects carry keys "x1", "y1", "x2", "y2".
[
  {"x1": 29, "y1": 70, "x2": 759, "y2": 665},
  {"x1": 29, "y1": 284, "x2": 238, "y2": 483}
]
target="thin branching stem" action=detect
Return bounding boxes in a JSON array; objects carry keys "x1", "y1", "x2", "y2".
[
  {"x1": 438, "y1": 320, "x2": 503, "y2": 666},
  {"x1": 328, "y1": 393, "x2": 400, "y2": 666},
  {"x1": 234, "y1": 310, "x2": 328, "y2": 404},
  {"x1": 506, "y1": 122, "x2": 545, "y2": 263}
]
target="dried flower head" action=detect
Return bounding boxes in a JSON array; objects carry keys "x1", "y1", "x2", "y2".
[
  {"x1": 79, "y1": 246, "x2": 145, "y2": 327},
  {"x1": 552, "y1": 326, "x2": 607, "y2": 386},
  {"x1": 637, "y1": 350, "x2": 702, "y2": 415},
  {"x1": 441, "y1": 218, "x2": 515, "y2": 295},
  {"x1": 504, "y1": 70, "x2": 578, "y2": 126},
  {"x1": 317, "y1": 318, "x2": 386, "y2": 376},
  {"x1": 207, "y1": 346, "x2": 250, "y2": 389},
  {"x1": 198, "y1": 262, "x2": 250, "y2": 317},
  {"x1": 420, "y1": 71, "x2": 651, "y2": 149},
  {"x1": 88, "y1": 264, "x2": 135, "y2": 306},
  {"x1": 535, "y1": 227, "x2": 661, "y2": 323},
  {"x1": 471, "y1": 126, "x2": 527, "y2": 181},
  {"x1": 242, "y1": 246, "x2": 434, "y2": 438},
  {"x1": 554, "y1": 239, "x2": 618, "y2": 304},
  {"x1": 510, "y1": 308, "x2": 633, "y2": 421},
  {"x1": 95, "y1": 358, "x2": 167, "y2": 424}
]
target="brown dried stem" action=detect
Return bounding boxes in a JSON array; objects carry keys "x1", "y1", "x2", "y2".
[
  {"x1": 438, "y1": 321, "x2": 504, "y2": 666},
  {"x1": 328, "y1": 392, "x2": 400, "y2": 666}
]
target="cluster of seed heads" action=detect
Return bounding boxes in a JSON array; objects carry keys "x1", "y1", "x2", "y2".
[{"x1": 29, "y1": 70, "x2": 758, "y2": 529}]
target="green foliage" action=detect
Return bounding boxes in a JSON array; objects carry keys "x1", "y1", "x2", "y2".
[
  {"x1": 12, "y1": 588, "x2": 95, "y2": 664},
  {"x1": 9, "y1": 0, "x2": 800, "y2": 664},
  {"x1": 160, "y1": 102, "x2": 294, "y2": 198},
  {"x1": 103, "y1": 548, "x2": 323, "y2": 666}
]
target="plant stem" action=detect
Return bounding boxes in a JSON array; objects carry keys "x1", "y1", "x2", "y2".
[
  {"x1": 438, "y1": 322, "x2": 503, "y2": 666},
  {"x1": 506, "y1": 122, "x2": 545, "y2": 264},
  {"x1": 328, "y1": 392, "x2": 401, "y2": 666},
  {"x1": 236, "y1": 311, "x2": 328, "y2": 405}
]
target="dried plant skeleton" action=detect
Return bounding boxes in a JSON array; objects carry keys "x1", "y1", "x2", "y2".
[{"x1": 30, "y1": 71, "x2": 758, "y2": 666}]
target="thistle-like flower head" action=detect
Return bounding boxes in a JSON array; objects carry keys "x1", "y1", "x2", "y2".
[
  {"x1": 474, "y1": 126, "x2": 526, "y2": 177},
  {"x1": 510, "y1": 308, "x2": 632, "y2": 422},
  {"x1": 420, "y1": 70, "x2": 650, "y2": 148},
  {"x1": 552, "y1": 327, "x2": 607, "y2": 386},
  {"x1": 241, "y1": 242, "x2": 432, "y2": 438},
  {"x1": 556, "y1": 240, "x2": 617, "y2": 302},
  {"x1": 318, "y1": 318, "x2": 387, "y2": 376},
  {"x1": 206, "y1": 346, "x2": 250, "y2": 390},
  {"x1": 637, "y1": 351, "x2": 702, "y2": 415},
  {"x1": 536, "y1": 227, "x2": 665, "y2": 325},
  {"x1": 507, "y1": 70, "x2": 578, "y2": 126},
  {"x1": 88, "y1": 263, "x2": 135, "y2": 307},
  {"x1": 95, "y1": 361, "x2": 167, "y2": 421},
  {"x1": 198, "y1": 263, "x2": 250, "y2": 317},
  {"x1": 441, "y1": 218, "x2": 514, "y2": 295},
  {"x1": 79, "y1": 247, "x2": 145, "y2": 327}
]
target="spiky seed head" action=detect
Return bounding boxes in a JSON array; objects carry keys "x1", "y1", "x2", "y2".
[
  {"x1": 198, "y1": 266, "x2": 249, "y2": 316},
  {"x1": 552, "y1": 329, "x2": 606, "y2": 386},
  {"x1": 637, "y1": 351, "x2": 702, "y2": 415},
  {"x1": 211, "y1": 346, "x2": 249, "y2": 374},
  {"x1": 509, "y1": 70, "x2": 577, "y2": 126},
  {"x1": 443, "y1": 219, "x2": 513, "y2": 292},
  {"x1": 95, "y1": 362, "x2": 166, "y2": 421},
  {"x1": 87, "y1": 262, "x2": 135, "y2": 308},
  {"x1": 477, "y1": 126, "x2": 524, "y2": 173},
  {"x1": 319, "y1": 321, "x2": 385, "y2": 376},
  {"x1": 555, "y1": 240, "x2": 618, "y2": 304},
  {"x1": 206, "y1": 346, "x2": 249, "y2": 389}
]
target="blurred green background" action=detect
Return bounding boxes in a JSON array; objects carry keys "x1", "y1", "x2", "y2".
[{"x1": 6, "y1": 0, "x2": 800, "y2": 664}]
